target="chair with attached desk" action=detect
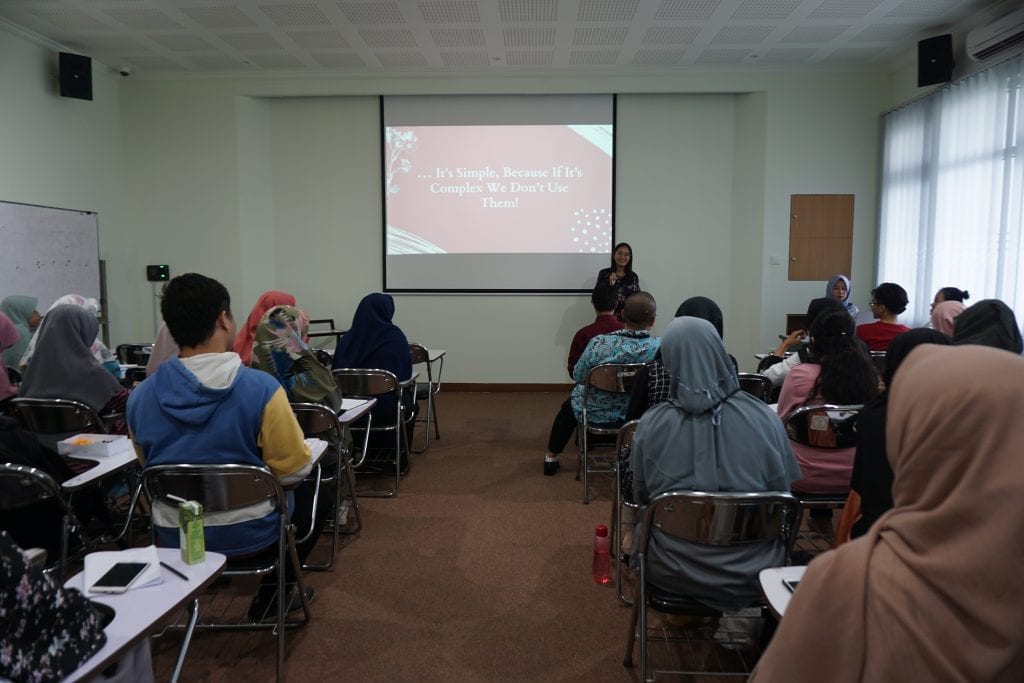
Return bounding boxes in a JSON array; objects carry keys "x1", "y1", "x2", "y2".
[
  {"x1": 737, "y1": 373, "x2": 772, "y2": 403},
  {"x1": 290, "y1": 402, "x2": 363, "y2": 569},
  {"x1": 115, "y1": 343, "x2": 153, "y2": 366},
  {"x1": 408, "y1": 343, "x2": 443, "y2": 453},
  {"x1": 623, "y1": 490, "x2": 802, "y2": 681},
  {"x1": 142, "y1": 463, "x2": 312, "y2": 683},
  {"x1": 9, "y1": 396, "x2": 143, "y2": 544},
  {"x1": 577, "y1": 362, "x2": 644, "y2": 505},
  {"x1": 612, "y1": 419, "x2": 640, "y2": 605},
  {"x1": 0, "y1": 462, "x2": 93, "y2": 579},
  {"x1": 332, "y1": 368, "x2": 417, "y2": 497}
]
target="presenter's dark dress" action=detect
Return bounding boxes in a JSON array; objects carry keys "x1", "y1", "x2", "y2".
[{"x1": 595, "y1": 268, "x2": 640, "y2": 320}]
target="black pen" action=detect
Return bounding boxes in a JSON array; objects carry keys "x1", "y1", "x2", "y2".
[{"x1": 160, "y1": 561, "x2": 189, "y2": 581}]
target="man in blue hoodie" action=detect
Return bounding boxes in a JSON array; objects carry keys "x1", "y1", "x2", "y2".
[{"x1": 128, "y1": 273, "x2": 318, "y2": 617}]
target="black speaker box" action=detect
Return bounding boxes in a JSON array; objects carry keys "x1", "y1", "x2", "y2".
[
  {"x1": 918, "y1": 35, "x2": 953, "y2": 87},
  {"x1": 59, "y1": 52, "x2": 93, "y2": 100}
]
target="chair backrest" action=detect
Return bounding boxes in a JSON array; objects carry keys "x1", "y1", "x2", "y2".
[
  {"x1": 0, "y1": 463, "x2": 67, "y2": 512},
  {"x1": 782, "y1": 404, "x2": 863, "y2": 449},
  {"x1": 616, "y1": 419, "x2": 640, "y2": 454},
  {"x1": 332, "y1": 368, "x2": 400, "y2": 399},
  {"x1": 10, "y1": 397, "x2": 109, "y2": 434},
  {"x1": 115, "y1": 343, "x2": 152, "y2": 365},
  {"x1": 408, "y1": 343, "x2": 429, "y2": 365},
  {"x1": 586, "y1": 363, "x2": 645, "y2": 394},
  {"x1": 736, "y1": 373, "x2": 772, "y2": 402},
  {"x1": 637, "y1": 490, "x2": 801, "y2": 553},
  {"x1": 290, "y1": 402, "x2": 342, "y2": 441},
  {"x1": 143, "y1": 463, "x2": 286, "y2": 513},
  {"x1": 870, "y1": 351, "x2": 886, "y2": 377}
]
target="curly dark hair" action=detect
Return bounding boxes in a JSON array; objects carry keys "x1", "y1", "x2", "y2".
[
  {"x1": 161, "y1": 273, "x2": 232, "y2": 348},
  {"x1": 871, "y1": 282, "x2": 909, "y2": 315},
  {"x1": 809, "y1": 310, "x2": 879, "y2": 404}
]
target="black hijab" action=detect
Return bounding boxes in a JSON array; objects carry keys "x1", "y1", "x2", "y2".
[
  {"x1": 674, "y1": 296, "x2": 724, "y2": 338},
  {"x1": 952, "y1": 299, "x2": 1023, "y2": 354}
]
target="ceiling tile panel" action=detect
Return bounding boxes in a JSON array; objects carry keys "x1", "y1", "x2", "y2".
[
  {"x1": 218, "y1": 32, "x2": 283, "y2": 50},
  {"x1": 440, "y1": 50, "x2": 490, "y2": 65},
  {"x1": 570, "y1": 48, "x2": 620, "y2": 64},
  {"x1": 360, "y1": 29, "x2": 419, "y2": 48},
  {"x1": 188, "y1": 54, "x2": 247, "y2": 70},
  {"x1": 782, "y1": 24, "x2": 851, "y2": 42},
  {"x1": 631, "y1": 47, "x2": 685, "y2": 64},
  {"x1": 758, "y1": 46, "x2": 819, "y2": 61},
  {"x1": 259, "y1": 4, "x2": 330, "y2": 27},
  {"x1": 244, "y1": 53, "x2": 306, "y2": 68},
  {"x1": 179, "y1": 6, "x2": 257, "y2": 29},
  {"x1": 287, "y1": 30, "x2": 351, "y2": 49},
  {"x1": 311, "y1": 51, "x2": 367, "y2": 67},
  {"x1": 431, "y1": 27, "x2": 487, "y2": 47},
  {"x1": 732, "y1": 0, "x2": 800, "y2": 20},
  {"x1": 504, "y1": 49, "x2": 555, "y2": 64},
  {"x1": 572, "y1": 26, "x2": 628, "y2": 46},
  {"x1": 338, "y1": 2, "x2": 406, "y2": 24},
  {"x1": 578, "y1": 0, "x2": 639, "y2": 22},
  {"x1": 712, "y1": 25, "x2": 774, "y2": 44},
  {"x1": 148, "y1": 33, "x2": 218, "y2": 51},
  {"x1": 498, "y1": 0, "x2": 558, "y2": 23},
  {"x1": 103, "y1": 8, "x2": 181, "y2": 30},
  {"x1": 376, "y1": 51, "x2": 429, "y2": 66},
  {"x1": 123, "y1": 54, "x2": 188, "y2": 70},
  {"x1": 70, "y1": 34, "x2": 150, "y2": 52},
  {"x1": 696, "y1": 47, "x2": 750, "y2": 62},
  {"x1": 809, "y1": 0, "x2": 884, "y2": 19},
  {"x1": 851, "y1": 23, "x2": 916, "y2": 42},
  {"x1": 886, "y1": 0, "x2": 959, "y2": 18},
  {"x1": 641, "y1": 26, "x2": 701, "y2": 45},
  {"x1": 418, "y1": 1, "x2": 482, "y2": 23},
  {"x1": 503, "y1": 27, "x2": 557, "y2": 47},
  {"x1": 27, "y1": 8, "x2": 111, "y2": 30},
  {"x1": 653, "y1": 0, "x2": 721, "y2": 22},
  {"x1": 822, "y1": 45, "x2": 885, "y2": 60}
]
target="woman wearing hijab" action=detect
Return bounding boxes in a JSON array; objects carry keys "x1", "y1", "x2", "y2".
[
  {"x1": 232, "y1": 290, "x2": 297, "y2": 365},
  {"x1": 928, "y1": 300, "x2": 965, "y2": 336},
  {"x1": 826, "y1": 274, "x2": 858, "y2": 318},
  {"x1": 253, "y1": 305, "x2": 341, "y2": 412},
  {"x1": 952, "y1": 299, "x2": 1023, "y2": 353},
  {"x1": 849, "y1": 329, "x2": 951, "y2": 539},
  {"x1": 0, "y1": 313, "x2": 19, "y2": 406},
  {"x1": 595, "y1": 242, "x2": 640, "y2": 320},
  {"x1": 778, "y1": 310, "x2": 879, "y2": 495},
  {"x1": 19, "y1": 294, "x2": 120, "y2": 377},
  {"x1": 0, "y1": 295, "x2": 39, "y2": 367},
  {"x1": 630, "y1": 317, "x2": 801, "y2": 611},
  {"x1": 19, "y1": 305, "x2": 130, "y2": 434},
  {"x1": 751, "y1": 345, "x2": 1024, "y2": 682}
]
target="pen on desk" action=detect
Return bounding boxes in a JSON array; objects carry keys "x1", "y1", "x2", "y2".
[{"x1": 160, "y1": 561, "x2": 189, "y2": 581}]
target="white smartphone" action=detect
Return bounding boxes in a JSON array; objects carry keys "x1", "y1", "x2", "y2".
[{"x1": 90, "y1": 562, "x2": 150, "y2": 594}]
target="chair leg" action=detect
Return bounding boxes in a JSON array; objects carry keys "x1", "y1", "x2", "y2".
[
  {"x1": 170, "y1": 597, "x2": 200, "y2": 683},
  {"x1": 431, "y1": 390, "x2": 440, "y2": 440},
  {"x1": 581, "y1": 428, "x2": 590, "y2": 504},
  {"x1": 623, "y1": 593, "x2": 640, "y2": 667},
  {"x1": 340, "y1": 456, "x2": 363, "y2": 534}
]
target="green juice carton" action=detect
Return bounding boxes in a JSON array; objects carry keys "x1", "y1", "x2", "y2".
[{"x1": 178, "y1": 500, "x2": 205, "y2": 565}]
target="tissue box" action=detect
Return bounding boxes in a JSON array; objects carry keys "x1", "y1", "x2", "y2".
[
  {"x1": 57, "y1": 434, "x2": 133, "y2": 459},
  {"x1": 178, "y1": 500, "x2": 206, "y2": 565}
]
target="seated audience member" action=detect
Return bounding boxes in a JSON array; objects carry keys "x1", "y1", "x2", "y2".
[
  {"x1": 630, "y1": 317, "x2": 801, "y2": 610},
  {"x1": 253, "y1": 305, "x2": 341, "y2": 411},
  {"x1": 0, "y1": 295, "x2": 38, "y2": 367},
  {"x1": 929, "y1": 300, "x2": 965, "y2": 336},
  {"x1": 826, "y1": 274, "x2": 859, "y2": 317},
  {"x1": 931, "y1": 286, "x2": 970, "y2": 310},
  {"x1": 543, "y1": 292, "x2": 659, "y2": 476},
  {"x1": 751, "y1": 345, "x2": 1024, "y2": 682},
  {"x1": 625, "y1": 295, "x2": 733, "y2": 421},
  {"x1": 758, "y1": 297, "x2": 846, "y2": 388},
  {"x1": 850, "y1": 329, "x2": 950, "y2": 539},
  {"x1": 856, "y1": 283, "x2": 911, "y2": 352},
  {"x1": 0, "y1": 312, "x2": 18, "y2": 408},
  {"x1": 779, "y1": 310, "x2": 879, "y2": 495},
  {"x1": 952, "y1": 299, "x2": 1024, "y2": 354},
  {"x1": 145, "y1": 322, "x2": 179, "y2": 376},
  {"x1": 127, "y1": 273, "x2": 320, "y2": 617},
  {"x1": 20, "y1": 294, "x2": 120, "y2": 378},
  {"x1": 233, "y1": 290, "x2": 298, "y2": 365},
  {"x1": 19, "y1": 305, "x2": 130, "y2": 434},
  {"x1": 567, "y1": 283, "x2": 624, "y2": 377}
]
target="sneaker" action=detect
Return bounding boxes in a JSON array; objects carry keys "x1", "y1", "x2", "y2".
[
  {"x1": 247, "y1": 585, "x2": 315, "y2": 623},
  {"x1": 543, "y1": 459, "x2": 560, "y2": 476}
]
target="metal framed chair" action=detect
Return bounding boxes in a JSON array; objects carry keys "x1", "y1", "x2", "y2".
[
  {"x1": 331, "y1": 368, "x2": 417, "y2": 498},
  {"x1": 290, "y1": 402, "x2": 363, "y2": 569},
  {"x1": 115, "y1": 343, "x2": 152, "y2": 365},
  {"x1": 576, "y1": 362, "x2": 644, "y2": 504},
  {"x1": 0, "y1": 463, "x2": 92, "y2": 579},
  {"x1": 623, "y1": 490, "x2": 802, "y2": 681},
  {"x1": 870, "y1": 351, "x2": 886, "y2": 379},
  {"x1": 408, "y1": 343, "x2": 443, "y2": 453},
  {"x1": 306, "y1": 318, "x2": 346, "y2": 348},
  {"x1": 612, "y1": 419, "x2": 640, "y2": 605},
  {"x1": 142, "y1": 463, "x2": 311, "y2": 683},
  {"x1": 9, "y1": 397, "x2": 142, "y2": 543},
  {"x1": 736, "y1": 373, "x2": 772, "y2": 403}
]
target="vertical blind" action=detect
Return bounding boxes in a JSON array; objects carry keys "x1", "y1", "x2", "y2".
[{"x1": 878, "y1": 53, "x2": 1023, "y2": 325}]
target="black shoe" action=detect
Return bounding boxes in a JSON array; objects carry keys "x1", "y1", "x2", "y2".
[
  {"x1": 543, "y1": 459, "x2": 560, "y2": 476},
  {"x1": 247, "y1": 585, "x2": 315, "y2": 623}
]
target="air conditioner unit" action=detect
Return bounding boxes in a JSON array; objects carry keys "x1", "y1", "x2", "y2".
[{"x1": 966, "y1": 8, "x2": 1024, "y2": 61}]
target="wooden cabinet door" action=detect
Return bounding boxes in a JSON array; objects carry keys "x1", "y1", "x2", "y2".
[{"x1": 788, "y1": 194, "x2": 853, "y2": 281}]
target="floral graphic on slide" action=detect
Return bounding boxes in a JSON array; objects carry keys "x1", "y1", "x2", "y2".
[
  {"x1": 385, "y1": 128, "x2": 418, "y2": 195},
  {"x1": 570, "y1": 208, "x2": 612, "y2": 253}
]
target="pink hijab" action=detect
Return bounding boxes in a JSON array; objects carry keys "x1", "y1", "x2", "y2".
[
  {"x1": 929, "y1": 300, "x2": 965, "y2": 336},
  {"x1": 0, "y1": 312, "x2": 19, "y2": 400},
  {"x1": 232, "y1": 291, "x2": 296, "y2": 365},
  {"x1": 752, "y1": 344, "x2": 1024, "y2": 682}
]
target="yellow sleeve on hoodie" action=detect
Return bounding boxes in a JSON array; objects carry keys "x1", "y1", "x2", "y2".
[{"x1": 258, "y1": 387, "x2": 313, "y2": 486}]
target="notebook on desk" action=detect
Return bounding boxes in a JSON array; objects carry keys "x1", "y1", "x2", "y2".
[{"x1": 340, "y1": 398, "x2": 369, "y2": 411}]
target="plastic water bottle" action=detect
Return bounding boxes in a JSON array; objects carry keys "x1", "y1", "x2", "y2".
[{"x1": 592, "y1": 524, "x2": 611, "y2": 585}]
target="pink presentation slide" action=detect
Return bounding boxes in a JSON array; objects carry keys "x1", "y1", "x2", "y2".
[{"x1": 385, "y1": 125, "x2": 613, "y2": 254}]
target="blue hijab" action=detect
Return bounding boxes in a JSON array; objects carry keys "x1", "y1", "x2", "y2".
[{"x1": 333, "y1": 293, "x2": 411, "y2": 380}]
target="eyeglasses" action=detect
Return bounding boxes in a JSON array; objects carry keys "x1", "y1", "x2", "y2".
[{"x1": 869, "y1": 301, "x2": 880, "y2": 306}]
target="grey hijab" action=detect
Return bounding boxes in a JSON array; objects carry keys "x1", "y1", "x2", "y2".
[
  {"x1": 18, "y1": 305, "x2": 124, "y2": 411},
  {"x1": 826, "y1": 274, "x2": 859, "y2": 318}
]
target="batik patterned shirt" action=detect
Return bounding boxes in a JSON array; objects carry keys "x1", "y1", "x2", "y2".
[{"x1": 570, "y1": 329, "x2": 660, "y2": 425}]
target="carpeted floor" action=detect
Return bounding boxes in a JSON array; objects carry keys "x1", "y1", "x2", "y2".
[{"x1": 151, "y1": 392, "x2": 642, "y2": 681}]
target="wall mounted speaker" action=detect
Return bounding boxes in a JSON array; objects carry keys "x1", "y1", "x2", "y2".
[
  {"x1": 59, "y1": 52, "x2": 93, "y2": 100},
  {"x1": 918, "y1": 35, "x2": 954, "y2": 87}
]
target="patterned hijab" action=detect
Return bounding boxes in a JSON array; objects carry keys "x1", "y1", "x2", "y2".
[
  {"x1": 18, "y1": 295, "x2": 115, "y2": 371},
  {"x1": 752, "y1": 345, "x2": 1024, "y2": 681},
  {"x1": 18, "y1": 305, "x2": 124, "y2": 411},
  {"x1": 0, "y1": 295, "x2": 37, "y2": 367},
  {"x1": 233, "y1": 290, "x2": 297, "y2": 365},
  {"x1": 252, "y1": 305, "x2": 338, "y2": 406}
]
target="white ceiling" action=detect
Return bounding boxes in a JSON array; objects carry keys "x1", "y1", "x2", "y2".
[{"x1": 0, "y1": 0, "x2": 995, "y2": 75}]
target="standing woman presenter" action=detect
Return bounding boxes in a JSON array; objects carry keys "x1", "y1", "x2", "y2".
[{"x1": 595, "y1": 242, "x2": 640, "y2": 320}]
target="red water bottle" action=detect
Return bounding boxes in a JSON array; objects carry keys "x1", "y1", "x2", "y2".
[{"x1": 592, "y1": 524, "x2": 611, "y2": 585}]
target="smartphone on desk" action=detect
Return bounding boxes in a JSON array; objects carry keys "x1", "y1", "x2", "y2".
[{"x1": 90, "y1": 562, "x2": 150, "y2": 594}]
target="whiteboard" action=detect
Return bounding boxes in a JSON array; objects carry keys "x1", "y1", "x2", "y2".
[{"x1": 0, "y1": 200, "x2": 100, "y2": 312}]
